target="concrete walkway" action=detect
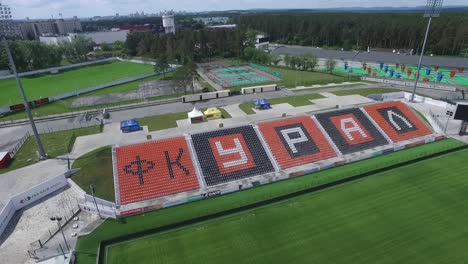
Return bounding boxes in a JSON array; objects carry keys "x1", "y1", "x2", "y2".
[
  {"x1": 71, "y1": 92, "x2": 374, "y2": 156},
  {"x1": 288, "y1": 81, "x2": 368, "y2": 91},
  {"x1": 222, "y1": 104, "x2": 248, "y2": 118}
]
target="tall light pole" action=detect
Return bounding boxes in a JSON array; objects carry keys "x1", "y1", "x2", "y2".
[
  {"x1": 0, "y1": 3, "x2": 47, "y2": 159},
  {"x1": 50, "y1": 216, "x2": 70, "y2": 252},
  {"x1": 89, "y1": 184, "x2": 103, "y2": 219},
  {"x1": 411, "y1": 0, "x2": 443, "y2": 102}
]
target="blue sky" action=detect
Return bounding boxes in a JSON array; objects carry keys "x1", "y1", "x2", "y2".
[{"x1": 4, "y1": 0, "x2": 467, "y2": 19}]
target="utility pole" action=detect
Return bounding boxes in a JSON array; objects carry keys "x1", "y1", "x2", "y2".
[
  {"x1": 411, "y1": 0, "x2": 444, "y2": 102},
  {"x1": 0, "y1": 3, "x2": 47, "y2": 159},
  {"x1": 50, "y1": 216, "x2": 70, "y2": 252},
  {"x1": 90, "y1": 184, "x2": 103, "y2": 219}
]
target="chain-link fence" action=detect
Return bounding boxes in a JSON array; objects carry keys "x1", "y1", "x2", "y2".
[{"x1": 9, "y1": 132, "x2": 30, "y2": 157}]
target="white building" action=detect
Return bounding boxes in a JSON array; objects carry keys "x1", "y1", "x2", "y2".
[
  {"x1": 255, "y1": 35, "x2": 270, "y2": 50},
  {"x1": 207, "y1": 24, "x2": 237, "y2": 30},
  {"x1": 162, "y1": 12, "x2": 176, "y2": 34},
  {"x1": 39, "y1": 34, "x2": 77, "y2": 45},
  {"x1": 194, "y1": 17, "x2": 229, "y2": 25},
  {"x1": 82, "y1": 30, "x2": 129, "y2": 45}
]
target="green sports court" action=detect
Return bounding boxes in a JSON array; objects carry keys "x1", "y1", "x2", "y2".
[{"x1": 207, "y1": 64, "x2": 282, "y2": 87}]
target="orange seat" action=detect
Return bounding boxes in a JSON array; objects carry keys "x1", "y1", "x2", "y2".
[
  {"x1": 258, "y1": 116, "x2": 337, "y2": 169},
  {"x1": 115, "y1": 137, "x2": 200, "y2": 205},
  {"x1": 363, "y1": 101, "x2": 432, "y2": 143}
]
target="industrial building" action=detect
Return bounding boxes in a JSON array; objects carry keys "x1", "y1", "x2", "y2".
[
  {"x1": 193, "y1": 17, "x2": 229, "y2": 25},
  {"x1": 14, "y1": 18, "x2": 82, "y2": 39},
  {"x1": 82, "y1": 30, "x2": 129, "y2": 45}
]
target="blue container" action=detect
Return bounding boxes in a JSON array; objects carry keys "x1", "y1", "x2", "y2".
[
  {"x1": 426, "y1": 67, "x2": 431, "y2": 75},
  {"x1": 384, "y1": 65, "x2": 389, "y2": 73},
  {"x1": 389, "y1": 69, "x2": 395, "y2": 78},
  {"x1": 396, "y1": 73, "x2": 402, "y2": 79},
  {"x1": 379, "y1": 62, "x2": 384, "y2": 70},
  {"x1": 436, "y1": 72, "x2": 444, "y2": 82}
]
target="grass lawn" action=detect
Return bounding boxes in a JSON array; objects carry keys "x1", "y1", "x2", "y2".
[
  {"x1": 415, "y1": 110, "x2": 431, "y2": 127},
  {"x1": 107, "y1": 147, "x2": 468, "y2": 264},
  {"x1": 74, "y1": 138, "x2": 465, "y2": 264},
  {"x1": 138, "y1": 108, "x2": 231, "y2": 132},
  {"x1": 214, "y1": 63, "x2": 358, "y2": 93},
  {"x1": 199, "y1": 80, "x2": 216, "y2": 92},
  {"x1": 272, "y1": 66, "x2": 358, "y2": 88},
  {"x1": 220, "y1": 60, "x2": 357, "y2": 88},
  {"x1": 138, "y1": 112, "x2": 190, "y2": 132},
  {"x1": 71, "y1": 146, "x2": 115, "y2": 202},
  {"x1": 0, "y1": 125, "x2": 102, "y2": 174},
  {"x1": 239, "y1": 93, "x2": 324, "y2": 115},
  {"x1": 0, "y1": 61, "x2": 154, "y2": 106},
  {"x1": 0, "y1": 73, "x2": 174, "y2": 122},
  {"x1": 331, "y1": 87, "x2": 401, "y2": 96}
]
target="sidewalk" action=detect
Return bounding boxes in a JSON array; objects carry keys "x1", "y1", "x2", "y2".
[
  {"x1": 71, "y1": 93, "x2": 375, "y2": 152},
  {"x1": 288, "y1": 81, "x2": 368, "y2": 91}
]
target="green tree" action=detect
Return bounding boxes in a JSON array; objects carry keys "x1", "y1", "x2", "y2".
[
  {"x1": 271, "y1": 54, "x2": 282, "y2": 66},
  {"x1": 113, "y1": 41, "x2": 126, "y2": 51},
  {"x1": 154, "y1": 54, "x2": 170, "y2": 78},
  {"x1": 171, "y1": 57, "x2": 198, "y2": 95},
  {"x1": 126, "y1": 32, "x2": 146, "y2": 56},
  {"x1": 73, "y1": 35, "x2": 94, "y2": 61},
  {"x1": 7, "y1": 41, "x2": 29, "y2": 71},
  {"x1": 325, "y1": 58, "x2": 336, "y2": 73},
  {"x1": 303, "y1": 53, "x2": 318, "y2": 71},
  {"x1": 236, "y1": 12, "x2": 468, "y2": 56},
  {"x1": 60, "y1": 35, "x2": 93, "y2": 63},
  {"x1": 243, "y1": 47, "x2": 256, "y2": 61},
  {"x1": 100, "y1": 42, "x2": 112, "y2": 52},
  {"x1": 284, "y1": 54, "x2": 291, "y2": 68}
]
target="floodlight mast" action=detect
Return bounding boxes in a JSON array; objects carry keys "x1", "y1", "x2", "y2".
[
  {"x1": 0, "y1": 3, "x2": 47, "y2": 159},
  {"x1": 411, "y1": 0, "x2": 443, "y2": 102}
]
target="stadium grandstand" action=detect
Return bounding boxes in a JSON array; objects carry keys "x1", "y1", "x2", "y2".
[{"x1": 112, "y1": 101, "x2": 437, "y2": 215}]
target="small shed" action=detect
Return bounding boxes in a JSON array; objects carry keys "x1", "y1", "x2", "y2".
[
  {"x1": 0, "y1": 152, "x2": 11, "y2": 169},
  {"x1": 120, "y1": 119, "x2": 142, "y2": 133},
  {"x1": 188, "y1": 108, "x2": 205, "y2": 124},
  {"x1": 254, "y1": 99, "x2": 271, "y2": 110},
  {"x1": 204, "y1": 108, "x2": 222, "y2": 120}
]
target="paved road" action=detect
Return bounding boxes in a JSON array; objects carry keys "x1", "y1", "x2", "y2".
[
  {"x1": 0, "y1": 83, "x2": 462, "y2": 152},
  {"x1": 271, "y1": 44, "x2": 468, "y2": 69}
]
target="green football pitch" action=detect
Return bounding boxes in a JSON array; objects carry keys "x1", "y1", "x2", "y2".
[
  {"x1": 105, "y1": 147, "x2": 468, "y2": 264},
  {"x1": 0, "y1": 61, "x2": 153, "y2": 106}
]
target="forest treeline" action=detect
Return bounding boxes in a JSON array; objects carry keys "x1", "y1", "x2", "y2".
[
  {"x1": 126, "y1": 28, "x2": 247, "y2": 62},
  {"x1": 0, "y1": 36, "x2": 96, "y2": 72},
  {"x1": 235, "y1": 13, "x2": 468, "y2": 56}
]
